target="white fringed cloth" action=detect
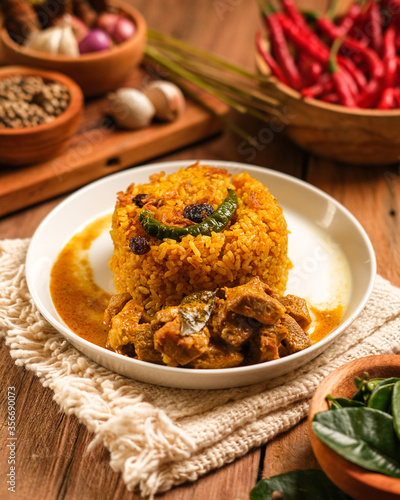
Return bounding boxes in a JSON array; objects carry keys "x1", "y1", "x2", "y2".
[{"x1": 1, "y1": 239, "x2": 400, "y2": 498}]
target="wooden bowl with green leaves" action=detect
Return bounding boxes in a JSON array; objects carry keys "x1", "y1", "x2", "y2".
[{"x1": 308, "y1": 355, "x2": 400, "y2": 500}]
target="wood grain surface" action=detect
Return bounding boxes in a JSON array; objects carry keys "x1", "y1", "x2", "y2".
[{"x1": 1, "y1": 1, "x2": 400, "y2": 499}]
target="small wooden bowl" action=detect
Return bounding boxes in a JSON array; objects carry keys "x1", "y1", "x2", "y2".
[
  {"x1": 308, "y1": 355, "x2": 400, "y2": 500},
  {"x1": 0, "y1": 66, "x2": 83, "y2": 166},
  {"x1": 0, "y1": 0, "x2": 147, "y2": 97},
  {"x1": 256, "y1": 50, "x2": 400, "y2": 166}
]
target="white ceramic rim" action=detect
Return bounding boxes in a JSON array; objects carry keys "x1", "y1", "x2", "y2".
[{"x1": 26, "y1": 160, "x2": 376, "y2": 389}]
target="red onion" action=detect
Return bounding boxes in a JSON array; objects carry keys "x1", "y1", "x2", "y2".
[
  {"x1": 113, "y1": 17, "x2": 136, "y2": 44},
  {"x1": 96, "y1": 13, "x2": 136, "y2": 44},
  {"x1": 78, "y1": 29, "x2": 112, "y2": 54},
  {"x1": 96, "y1": 13, "x2": 119, "y2": 35}
]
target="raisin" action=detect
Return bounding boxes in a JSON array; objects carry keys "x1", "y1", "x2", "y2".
[
  {"x1": 129, "y1": 236, "x2": 150, "y2": 255},
  {"x1": 132, "y1": 194, "x2": 149, "y2": 208},
  {"x1": 183, "y1": 204, "x2": 214, "y2": 223}
]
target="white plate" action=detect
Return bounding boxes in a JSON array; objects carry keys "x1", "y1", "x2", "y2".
[{"x1": 26, "y1": 161, "x2": 376, "y2": 389}]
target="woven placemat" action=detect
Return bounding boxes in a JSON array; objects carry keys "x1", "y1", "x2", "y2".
[{"x1": 1, "y1": 238, "x2": 400, "y2": 497}]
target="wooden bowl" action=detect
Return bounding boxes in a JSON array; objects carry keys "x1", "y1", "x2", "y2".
[
  {"x1": 0, "y1": 66, "x2": 83, "y2": 166},
  {"x1": 256, "y1": 51, "x2": 400, "y2": 166},
  {"x1": 0, "y1": 0, "x2": 147, "y2": 97},
  {"x1": 308, "y1": 355, "x2": 400, "y2": 500}
]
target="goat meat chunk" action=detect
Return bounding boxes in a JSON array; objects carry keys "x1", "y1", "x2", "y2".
[
  {"x1": 120, "y1": 322, "x2": 164, "y2": 364},
  {"x1": 106, "y1": 299, "x2": 143, "y2": 351},
  {"x1": 248, "y1": 322, "x2": 287, "y2": 363},
  {"x1": 278, "y1": 294, "x2": 311, "y2": 329},
  {"x1": 187, "y1": 342, "x2": 244, "y2": 369},
  {"x1": 280, "y1": 314, "x2": 311, "y2": 354},
  {"x1": 103, "y1": 292, "x2": 132, "y2": 330},
  {"x1": 223, "y1": 278, "x2": 285, "y2": 325},
  {"x1": 154, "y1": 316, "x2": 209, "y2": 366}
]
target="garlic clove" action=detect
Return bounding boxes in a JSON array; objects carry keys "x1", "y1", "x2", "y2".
[
  {"x1": 143, "y1": 81, "x2": 186, "y2": 122},
  {"x1": 57, "y1": 16, "x2": 80, "y2": 57},
  {"x1": 108, "y1": 88, "x2": 156, "y2": 130},
  {"x1": 25, "y1": 16, "x2": 79, "y2": 57},
  {"x1": 26, "y1": 26, "x2": 61, "y2": 54}
]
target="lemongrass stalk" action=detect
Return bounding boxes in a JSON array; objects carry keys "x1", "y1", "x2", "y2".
[
  {"x1": 147, "y1": 29, "x2": 270, "y2": 84},
  {"x1": 152, "y1": 47, "x2": 281, "y2": 109},
  {"x1": 146, "y1": 46, "x2": 252, "y2": 114},
  {"x1": 145, "y1": 46, "x2": 283, "y2": 127},
  {"x1": 145, "y1": 54, "x2": 259, "y2": 146}
]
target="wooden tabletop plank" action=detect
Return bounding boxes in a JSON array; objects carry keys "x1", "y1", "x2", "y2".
[{"x1": 2, "y1": 0, "x2": 398, "y2": 499}]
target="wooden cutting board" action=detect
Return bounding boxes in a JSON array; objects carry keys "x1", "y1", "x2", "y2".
[{"x1": 0, "y1": 64, "x2": 228, "y2": 217}]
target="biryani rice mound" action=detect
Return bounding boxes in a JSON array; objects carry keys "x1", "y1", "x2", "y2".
[{"x1": 109, "y1": 163, "x2": 290, "y2": 316}]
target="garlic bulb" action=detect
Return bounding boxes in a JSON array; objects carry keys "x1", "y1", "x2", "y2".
[
  {"x1": 143, "y1": 81, "x2": 186, "y2": 122},
  {"x1": 108, "y1": 89, "x2": 155, "y2": 130},
  {"x1": 26, "y1": 15, "x2": 79, "y2": 57}
]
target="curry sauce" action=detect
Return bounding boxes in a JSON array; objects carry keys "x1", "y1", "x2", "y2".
[
  {"x1": 50, "y1": 215, "x2": 344, "y2": 357},
  {"x1": 50, "y1": 214, "x2": 112, "y2": 347}
]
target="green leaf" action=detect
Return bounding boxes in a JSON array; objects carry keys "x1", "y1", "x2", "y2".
[
  {"x1": 327, "y1": 395, "x2": 365, "y2": 410},
  {"x1": 312, "y1": 408, "x2": 400, "y2": 477},
  {"x1": 179, "y1": 290, "x2": 216, "y2": 336},
  {"x1": 367, "y1": 383, "x2": 395, "y2": 413},
  {"x1": 393, "y1": 381, "x2": 400, "y2": 440},
  {"x1": 366, "y1": 378, "x2": 386, "y2": 393},
  {"x1": 250, "y1": 469, "x2": 351, "y2": 500}
]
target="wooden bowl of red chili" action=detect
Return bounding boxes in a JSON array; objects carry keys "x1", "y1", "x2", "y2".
[
  {"x1": 308, "y1": 355, "x2": 400, "y2": 500},
  {"x1": 255, "y1": 0, "x2": 400, "y2": 166}
]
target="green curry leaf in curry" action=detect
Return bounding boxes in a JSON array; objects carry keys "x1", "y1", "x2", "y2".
[{"x1": 179, "y1": 290, "x2": 216, "y2": 336}]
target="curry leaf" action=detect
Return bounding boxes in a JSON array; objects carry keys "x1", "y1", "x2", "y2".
[
  {"x1": 179, "y1": 290, "x2": 216, "y2": 336},
  {"x1": 250, "y1": 469, "x2": 351, "y2": 500},
  {"x1": 313, "y1": 407, "x2": 400, "y2": 477},
  {"x1": 393, "y1": 381, "x2": 400, "y2": 440}
]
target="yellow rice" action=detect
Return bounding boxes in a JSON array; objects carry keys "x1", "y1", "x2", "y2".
[{"x1": 109, "y1": 163, "x2": 290, "y2": 315}]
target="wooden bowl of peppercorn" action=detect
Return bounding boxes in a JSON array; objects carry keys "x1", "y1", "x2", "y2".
[
  {"x1": 0, "y1": 66, "x2": 83, "y2": 166},
  {"x1": 0, "y1": 0, "x2": 147, "y2": 97}
]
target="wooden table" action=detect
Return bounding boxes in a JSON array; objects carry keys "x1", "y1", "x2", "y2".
[{"x1": 1, "y1": 1, "x2": 400, "y2": 499}]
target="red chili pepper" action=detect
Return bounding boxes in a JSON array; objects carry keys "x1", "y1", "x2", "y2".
[
  {"x1": 297, "y1": 53, "x2": 323, "y2": 86},
  {"x1": 377, "y1": 87, "x2": 397, "y2": 108},
  {"x1": 321, "y1": 92, "x2": 340, "y2": 104},
  {"x1": 338, "y1": 65, "x2": 359, "y2": 97},
  {"x1": 350, "y1": 11, "x2": 371, "y2": 48},
  {"x1": 276, "y1": 13, "x2": 330, "y2": 64},
  {"x1": 281, "y1": 0, "x2": 308, "y2": 31},
  {"x1": 394, "y1": 88, "x2": 400, "y2": 107},
  {"x1": 383, "y1": 25, "x2": 397, "y2": 88},
  {"x1": 381, "y1": 0, "x2": 400, "y2": 22},
  {"x1": 369, "y1": 2, "x2": 383, "y2": 56},
  {"x1": 338, "y1": 56, "x2": 367, "y2": 89},
  {"x1": 301, "y1": 74, "x2": 333, "y2": 98},
  {"x1": 317, "y1": 5, "x2": 362, "y2": 42},
  {"x1": 341, "y1": 38, "x2": 384, "y2": 108},
  {"x1": 280, "y1": 0, "x2": 326, "y2": 49},
  {"x1": 338, "y1": 4, "x2": 363, "y2": 33},
  {"x1": 396, "y1": 57, "x2": 400, "y2": 84},
  {"x1": 309, "y1": 61, "x2": 323, "y2": 83},
  {"x1": 329, "y1": 38, "x2": 357, "y2": 107},
  {"x1": 263, "y1": 12, "x2": 302, "y2": 89},
  {"x1": 255, "y1": 31, "x2": 290, "y2": 86}
]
